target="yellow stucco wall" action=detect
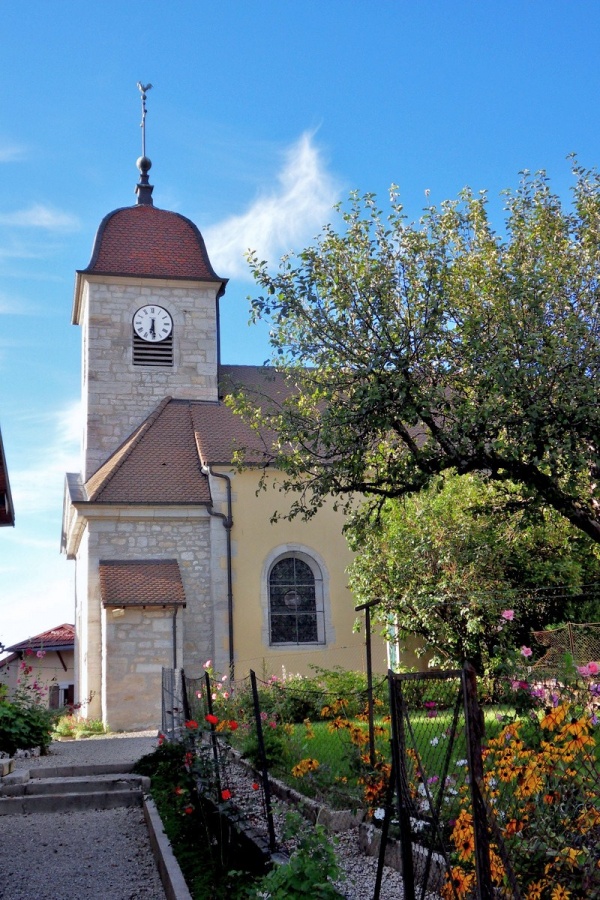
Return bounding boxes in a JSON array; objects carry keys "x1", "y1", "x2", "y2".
[{"x1": 222, "y1": 468, "x2": 390, "y2": 680}]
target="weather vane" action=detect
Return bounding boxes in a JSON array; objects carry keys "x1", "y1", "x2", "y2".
[{"x1": 137, "y1": 82, "x2": 153, "y2": 158}]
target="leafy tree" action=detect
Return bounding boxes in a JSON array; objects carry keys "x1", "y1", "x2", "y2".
[
  {"x1": 233, "y1": 165, "x2": 600, "y2": 542},
  {"x1": 346, "y1": 473, "x2": 600, "y2": 672}
]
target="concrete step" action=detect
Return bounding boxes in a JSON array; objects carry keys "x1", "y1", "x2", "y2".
[
  {"x1": 0, "y1": 773, "x2": 148, "y2": 798},
  {"x1": 0, "y1": 788, "x2": 144, "y2": 815},
  {"x1": 0, "y1": 763, "x2": 150, "y2": 816}
]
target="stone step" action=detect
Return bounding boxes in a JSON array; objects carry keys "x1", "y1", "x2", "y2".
[
  {"x1": 0, "y1": 773, "x2": 149, "y2": 798},
  {"x1": 0, "y1": 762, "x2": 149, "y2": 816},
  {"x1": 0, "y1": 788, "x2": 145, "y2": 815}
]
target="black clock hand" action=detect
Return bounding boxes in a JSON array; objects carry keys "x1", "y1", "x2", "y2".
[{"x1": 150, "y1": 318, "x2": 156, "y2": 338}]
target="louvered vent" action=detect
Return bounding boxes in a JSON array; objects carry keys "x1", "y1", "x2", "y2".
[{"x1": 132, "y1": 332, "x2": 174, "y2": 367}]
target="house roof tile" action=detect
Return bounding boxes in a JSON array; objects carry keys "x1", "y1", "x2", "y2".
[
  {"x1": 4, "y1": 624, "x2": 75, "y2": 653},
  {"x1": 99, "y1": 559, "x2": 186, "y2": 607}
]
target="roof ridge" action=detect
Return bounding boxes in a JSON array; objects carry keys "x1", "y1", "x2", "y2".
[{"x1": 86, "y1": 396, "x2": 173, "y2": 501}]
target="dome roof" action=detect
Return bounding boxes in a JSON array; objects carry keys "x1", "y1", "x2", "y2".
[{"x1": 80, "y1": 204, "x2": 223, "y2": 282}]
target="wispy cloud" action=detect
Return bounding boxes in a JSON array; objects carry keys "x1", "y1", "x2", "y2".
[
  {"x1": 0, "y1": 142, "x2": 27, "y2": 163},
  {"x1": 205, "y1": 132, "x2": 340, "y2": 279},
  {"x1": 10, "y1": 401, "x2": 81, "y2": 517},
  {"x1": 0, "y1": 203, "x2": 80, "y2": 232}
]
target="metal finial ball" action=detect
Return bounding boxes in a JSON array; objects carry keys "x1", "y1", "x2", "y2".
[{"x1": 136, "y1": 156, "x2": 152, "y2": 174}]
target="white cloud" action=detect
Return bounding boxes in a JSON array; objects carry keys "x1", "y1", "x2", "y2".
[
  {"x1": 0, "y1": 142, "x2": 27, "y2": 163},
  {"x1": 0, "y1": 203, "x2": 80, "y2": 232},
  {"x1": 205, "y1": 132, "x2": 340, "y2": 279},
  {"x1": 10, "y1": 401, "x2": 81, "y2": 517}
]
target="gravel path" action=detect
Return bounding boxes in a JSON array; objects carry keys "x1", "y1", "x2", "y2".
[
  {"x1": 1, "y1": 733, "x2": 164, "y2": 900},
  {"x1": 2, "y1": 733, "x2": 416, "y2": 899}
]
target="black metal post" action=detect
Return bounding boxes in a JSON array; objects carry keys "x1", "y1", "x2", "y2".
[
  {"x1": 389, "y1": 671, "x2": 416, "y2": 900},
  {"x1": 462, "y1": 664, "x2": 494, "y2": 900},
  {"x1": 250, "y1": 670, "x2": 277, "y2": 852},
  {"x1": 205, "y1": 670, "x2": 223, "y2": 800}
]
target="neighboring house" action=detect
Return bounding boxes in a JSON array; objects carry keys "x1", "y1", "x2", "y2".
[
  {"x1": 0, "y1": 425, "x2": 15, "y2": 527},
  {"x1": 61, "y1": 155, "x2": 390, "y2": 732},
  {"x1": 0, "y1": 624, "x2": 75, "y2": 708}
]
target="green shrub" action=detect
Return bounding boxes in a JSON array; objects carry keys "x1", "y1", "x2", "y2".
[
  {"x1": 0, "y1": 697, "x2": 57, "y2": 755},
  {"x1": 251, "y1": 809, "x2": 344, "y2": 899}
]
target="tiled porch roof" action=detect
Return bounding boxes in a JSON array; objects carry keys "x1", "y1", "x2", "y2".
[{"x1": 99, "y1": 559, "x2": 186, "y2": 607}]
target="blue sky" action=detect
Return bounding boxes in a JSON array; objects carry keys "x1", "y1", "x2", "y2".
[{"x1": 1, "y1": 1, "x2": 600, "y2": 652}]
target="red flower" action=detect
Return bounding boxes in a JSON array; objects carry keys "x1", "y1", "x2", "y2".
[
  {"x1": 221, "y1": 789, "x2": 232, "y2": 801},
  {"x1": 158, "y1": 733, "x2": 165, "y2": 745},
  {"x1": 184, "y1": 805, "x2": 194, "y2": 815},
  {"x1": 252, "y1": 782, "x2": 260, "y2": 791},
  {"x1": 205, "y1": 714, "x2": 219, "y2": 725},
  {"x1": 228, "y1": 720, "x2": 239, "y2": 731},
  {"x1": 174, "y1": 786, "x2": 183, "y2": 795},
  {"x1": 185, "y1": 719, "x2": 198, "y2": 729}
]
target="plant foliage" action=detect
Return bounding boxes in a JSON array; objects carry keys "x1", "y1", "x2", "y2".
[{"x1": 231, "y1": 165, "x2": 600, "y2": 543}]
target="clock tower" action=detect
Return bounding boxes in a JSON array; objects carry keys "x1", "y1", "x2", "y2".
[{"x1": 72, "y1": 154, "x2": 227, "y2": 480}]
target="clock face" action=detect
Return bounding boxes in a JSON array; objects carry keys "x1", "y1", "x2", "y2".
[{"x1": 133, "y1": 305, "x2": 173, "y2": 342}]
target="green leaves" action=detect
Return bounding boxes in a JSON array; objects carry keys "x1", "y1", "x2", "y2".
[{"x1": 237, "y1": 167, "x2": 600, "y2": 541}]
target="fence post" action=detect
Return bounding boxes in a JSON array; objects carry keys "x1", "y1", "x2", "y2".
[
  {"x1": 204, "y1": 670, "x2": 223, "y2": 800},
  {"x1": 462, "y1": 663, "x2": 494, "y2": 900},
  {"x1": 181, "y1": 668, "x2": 191, "y2": 722},
  {"x1": 389, "y1": 671, "x2": 417, "y2": 900},
  {"x1": 250, "y1": 669, "x2": 277, "y2": 853}
]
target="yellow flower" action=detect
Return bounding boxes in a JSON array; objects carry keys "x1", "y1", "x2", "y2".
[
  {"x1": 441, "y1": 867, "x2": 475, "y2": 900},
  {"x1": 525, "y1": 881, "x2": 546, "y2": 900},
  {"x1": 489, "y1": 847, "x2": 505, "y2": 884},
  {"x1": 557, "y1": 847, "x2": 581, "y2": 869},
  {"x1": 540, "y1": 703, "x2": 569, "y2": 731},
  {"x1": 515, "y1": 761, "x2": 544, "y2": 798},
  {"x1": 550, "y1": 885, "x2": 570, "y2": 900}
]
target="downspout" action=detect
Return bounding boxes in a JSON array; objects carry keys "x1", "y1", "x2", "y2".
[
  {"x1": 201, "y1": 465, "x2": 234, "y2": 680},
  {"x1": 172, "y1": 606, "x2": 178, "y2": 669}
]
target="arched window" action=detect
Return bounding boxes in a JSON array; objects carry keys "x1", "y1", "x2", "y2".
[{"x1": 268, "y1": 553, "x2": 325, "y2": 645}]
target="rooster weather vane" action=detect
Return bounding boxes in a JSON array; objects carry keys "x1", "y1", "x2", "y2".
[{"x1": 137, "y1": 82, "x2": 153, "y2": 158}]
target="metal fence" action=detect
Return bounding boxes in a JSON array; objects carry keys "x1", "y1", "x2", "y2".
[{"x1": 162, "y1": 664, "x2": 600, "y2": 899}]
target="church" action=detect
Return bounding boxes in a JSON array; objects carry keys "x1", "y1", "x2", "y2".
[{"x1": 61, "y1": 150, "x2": 388, "y2": 731}]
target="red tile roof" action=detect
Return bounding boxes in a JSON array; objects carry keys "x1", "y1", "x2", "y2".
[
  {"x1": 99, "y1": 560, "x2": 186, "y2": 607},
  {"x1": 80, "y1": 204, "x2": 226, "y2": 286},
  {"x1": 86, "y1": 397, "x2": 212, "y2": 504},
  {"x1": 82, "y1": 367, "x2": 292, "y2": 504},
  {"x1": 5, "y1": 624, "x2": 75, "y2": 653}
]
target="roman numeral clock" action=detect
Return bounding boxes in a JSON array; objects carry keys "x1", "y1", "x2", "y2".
[{"x1": 132, "y1": 304, "x2": 174, "y2": 366}]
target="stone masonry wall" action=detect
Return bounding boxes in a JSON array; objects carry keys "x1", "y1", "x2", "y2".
[
  {"x1": 80, "y1": 277, "x2": 220, "y2": 479},
  {"x1": 84, "y1": 509, "x2": 217, "y2": 730}
]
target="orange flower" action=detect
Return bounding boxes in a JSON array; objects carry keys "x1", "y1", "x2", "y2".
[
  {"x1": 525, "y1": 881, "x2": 546, "y2": 900},
  {"x1": 441, "y1": 867, "x2": 475, "y2": 900},
  {"x1": 540, "y1": 704, "x2": 568, "y2": 731}
]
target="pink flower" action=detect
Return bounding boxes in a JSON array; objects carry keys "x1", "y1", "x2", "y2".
[
  {"x1": 501, "y1": 610, "x2": 514, "y2": 621},
  {"x1": 577, "y1": 665, "x2": 591, "y2": 677},
  {"x1": 588, "y1": 661, "x2": 599, "y2": 675},
  {"x1": 222, "y1": 691, "x2": 230, "y2": 700},
  {"x1": 521, "y1": 646, "x2": 532, "y2": 658},
  {"x1": 203, "y1": 659, "x2": 212, "y2": 669},
  {"x1": 36, "y1": 650, "x2": 46, "y2": 658}
]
